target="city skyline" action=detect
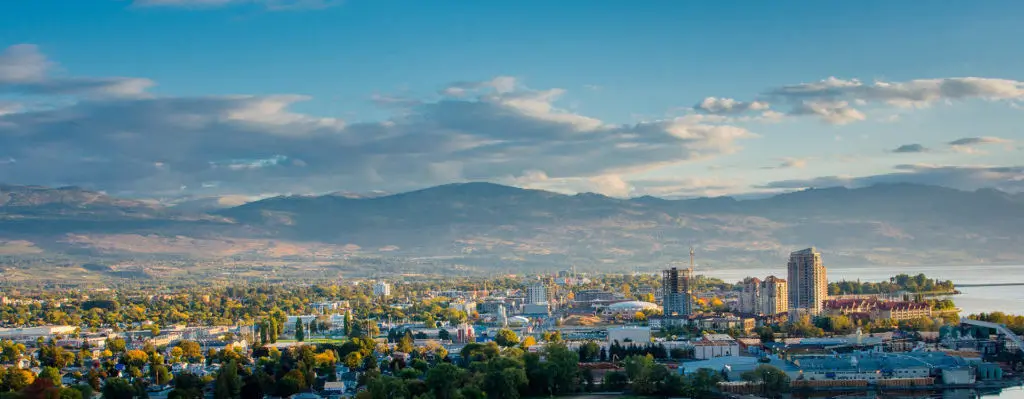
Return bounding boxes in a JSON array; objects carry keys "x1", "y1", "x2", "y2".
[{"x1": 2, "y1": 1, "x2": 1024, "y2": 203}]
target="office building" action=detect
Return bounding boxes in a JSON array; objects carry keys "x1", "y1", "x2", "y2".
[
  {"x1": 787, "y1": 248, "x2": 827, "y2": 316},
  {"x1": 662, "y1": 248, "x2": 695, "y2": 317},
  {"x1": 373, "y1": 281, "x2": 391, "y2": 297},
  {"x1": 525, "y1": 281, "x2": 548, "y2": 304}
]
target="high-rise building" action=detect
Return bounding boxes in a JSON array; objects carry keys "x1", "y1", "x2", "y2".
[
  {"x1": 525, "y1": 281, "x2": 548, "y2": 305},
  {"x1": 662, "y1": 248, "x2": 695, "y2": 317},
  {"x1": 739, "y1": 276, "x2": 788, "y2": 316},
  {"x1": 739, "y1": 277, "x2": 762, "y2": 314},
  {"x1": 373, "y1": 281, "x2": 391, "y2": 297},
  {"x1": 787, "y1": 248, "x2": 827, "y2": 316},
  {"x1": 760, "y1": 276, "x2": 789, "y2": 316}
]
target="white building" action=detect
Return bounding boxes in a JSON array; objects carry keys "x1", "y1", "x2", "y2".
[
  {"x1": 0, "y1": 326, "x2": 77, "y2": 338},
  {"x1": 693, "y1": 334, "x2": 740, "y2": 360},
  {"x1": 525, "y1": 282, "x2": 547, "y2": 305},
  {"x1": 373, "y1": 281, "x2": 391, "y2": 297}
]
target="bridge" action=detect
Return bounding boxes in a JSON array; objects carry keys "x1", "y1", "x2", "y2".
[{"x1": 961, "y1": 318, "x2": 1024, "y2": 353}]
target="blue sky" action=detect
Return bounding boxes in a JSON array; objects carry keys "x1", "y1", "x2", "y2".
[{"x1": 2, "y1": 0, "x2": 1023, "y2": 202}]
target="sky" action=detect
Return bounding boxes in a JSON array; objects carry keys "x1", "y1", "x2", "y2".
[{"x1": 2, "y1": 0, "x2": 1024, "y2": 204}]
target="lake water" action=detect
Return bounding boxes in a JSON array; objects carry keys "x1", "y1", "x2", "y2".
[{"x1": 700, "y1": 264, "x2": 1024, "y2": 315}]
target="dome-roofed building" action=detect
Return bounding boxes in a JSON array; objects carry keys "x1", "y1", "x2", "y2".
[{"x1": 601, "y1": 301, "x2": 661, "y2": 317}]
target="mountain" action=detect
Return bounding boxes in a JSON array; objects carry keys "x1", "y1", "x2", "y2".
[{"x1": 2, "y1": 182, "x2": 1024, "y2": 280}]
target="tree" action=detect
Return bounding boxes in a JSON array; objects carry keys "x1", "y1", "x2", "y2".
[
  {"x1": 742, "y1": 365, "x2": 790, "y2": 398},
  {"x1": 177, "y1": 341, "x2": 202, "y2": 362},
  {"x1": 105, "y1": 338, "x2": 127, "y2": 354},
  {"x1": 397, "y1": 330, "x2": 414, "y2": 353},
  {"x1": 170, "y1": 372, "x2": 205, "y2": 399},
  {"x1": 577, "y1": 341, "x2": 600, "y2": 362},
  {"x1": 483, "y1": 357, "x2": 527, "y2": 399},
  {"x1": 425, "y1": 363, "x2": 463, "y2": 399},
  {"x1": 438, "y1": 329, "x2": 450, "y2": 341},
  {"x1": 39, "y1": 366, "x2": 62, "y2": 387},
  {"x1": 687, "y1": 368, "x2": 722, "y2": 399},
  {"x1": 602, "y1": 371, "x2": 629, "y2": 391},
  {"x1": 543, "y1": 343, "x2": 579, "y2": 395},
  {"x1": 494, "y1": 329, "x2": 520, "y2": 348},
  {"x1": 344, "y1": 352, "x2": 363, "y2": 369},
  {"x1": 295, "y1": 318, "x2": 305, "y2": 342},
  {"x1": 214, "y1": 360, "x2": 242, "y2": 399},
  {"x1": 152, "y1": 365, "x2": 173, "y2": 387},
  {"x1": 4, "y1": 368, "x2": 36, "y2": 391},
  {"x1": 102, "y1": 378, "x2": 136, "y2": 399},
  {"x1": 123, "y1": 349, "x2": 149, "y2": 369}
]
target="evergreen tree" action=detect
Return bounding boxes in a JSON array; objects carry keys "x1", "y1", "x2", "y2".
[
  {"x1": 213, "y1": 360, "x2": 242, "y2": 399},
  {"x1": 295, "y1": 319, "x2": 305, "y2": 342}
]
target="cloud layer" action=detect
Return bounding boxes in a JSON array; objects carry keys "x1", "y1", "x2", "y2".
[
  {"x1": 0, "y1": 45, "x2": 755, "y2": 198},
  {"x1": 695, "y1": 76, "x2": 1024, "y2": 125}
]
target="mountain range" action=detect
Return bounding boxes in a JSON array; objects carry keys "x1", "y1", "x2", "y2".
[{"x1": 2, "y1": 182, "x2": 1023, "y2": 281}]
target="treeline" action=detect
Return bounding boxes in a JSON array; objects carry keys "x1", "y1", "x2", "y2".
[
  {"x1": 360, "y1": 342, "x2": 726, "y2": 399},
  {"x1": 829, "y1": 273, "x2": 955, "y2": 295},
  {"x1": 970, "y1": 312, "x2": 1024, "y2": 335}
]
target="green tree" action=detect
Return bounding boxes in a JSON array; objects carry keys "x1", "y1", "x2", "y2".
[
  {"x1": 543, "y1": 343, "x2": 579, "y2": 395},
  {"x1": 152, "y1": 365, "x2": 173, "y2": 387},
  {"x1": 295, "y1": 318, "x2": 305, "y2": 342},
  {"x1": 39, "y1": 366, "x2": 61, "y2": 387},
  {"x1": 59, "y1": 386, "x2": 84, "y2": 399},
  {"x1": 741, "y1": 365, "x2": 790, "y2": 398},
  {"x1": 425, "y1": 363, "x2": 463, "y2": 399},
  {"x1": 214, "y1": 360, "x2": 242, "y2": 399},
  {"x1": 494, "y1": 329, "x2": 520, "y2": 348},
  {"x1": 102, "y1": 378, "x2": 136, "y2": 399},
  {"x1": 687, "y1": 368, "x2": 722, "y2": 399},
  {"x1": 483, "y1": 357, "x2": 527, "y2": 399}
]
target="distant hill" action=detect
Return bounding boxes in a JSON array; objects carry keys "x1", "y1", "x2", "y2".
[{"x1": 2, "y1": 182, "x2": 1023, "y2": 279}]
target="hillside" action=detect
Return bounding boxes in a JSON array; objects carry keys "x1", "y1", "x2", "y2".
[{"x1": 2, "y1": 182, "x2": 1024, "y2": 279}]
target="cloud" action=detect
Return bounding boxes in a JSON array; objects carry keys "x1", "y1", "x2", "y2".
[
  {"x1": 948, "y1": 136, "x2": 1011, "y2": 146},
  {"x1": 948, "y1": 136, "x2": 1013, "y2": 154},
  {"x1": 690, "y1": 76, "x2": 1024, "y2": 124},
  {"x1": 891, "y1": 144, "x2": 929, "y2": 153},
  {"x1": 759, "y1": 164, "x2": 1024, "y2": 193},
  {"x1": 789, "y1": 100, "x2": 866, "y2": 124},
  {"x1": 760, "y1": 157, "x2": 808, "y2": 170},
  {"x1": 0, "y1": 47, "x2": 756, "y2": 197},
  {"x1": 0, "y1": 44, "x2": 153, "y2": 98},
  {"x1": 694, "y1": 97, "x2": 770, "y2": 115},
  {"x1": 441, "y1": 76, "x2": 518, "y2": 97},
  {"x1": 131, "y1": 0, "x2": 342, "y2": 10}
]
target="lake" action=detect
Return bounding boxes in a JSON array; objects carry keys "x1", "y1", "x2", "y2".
[{"x1": 700, "y1": 264, "x2": 1024, "y2": 315}]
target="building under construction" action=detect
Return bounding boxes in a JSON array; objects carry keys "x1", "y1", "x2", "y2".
[{"x1": 661, "y1": 247, "x2": 695, "y2": 317}]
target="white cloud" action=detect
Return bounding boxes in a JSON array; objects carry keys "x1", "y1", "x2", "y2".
[
  {"x1": 697, "y1": 76, "x2": 1024, "y2": 124},
  {"x1": 790, "y1": 100, "x2": 866, "y2": 125},
  {"x1": 0, "y1": 46, "x2": 756, "y2": 197},
  {"x1": 694, "y1": 97, "x2": 770, "y2": 115},
  {"x1": 0, "y1": 44, "x2": 153, "y2": 98}
]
